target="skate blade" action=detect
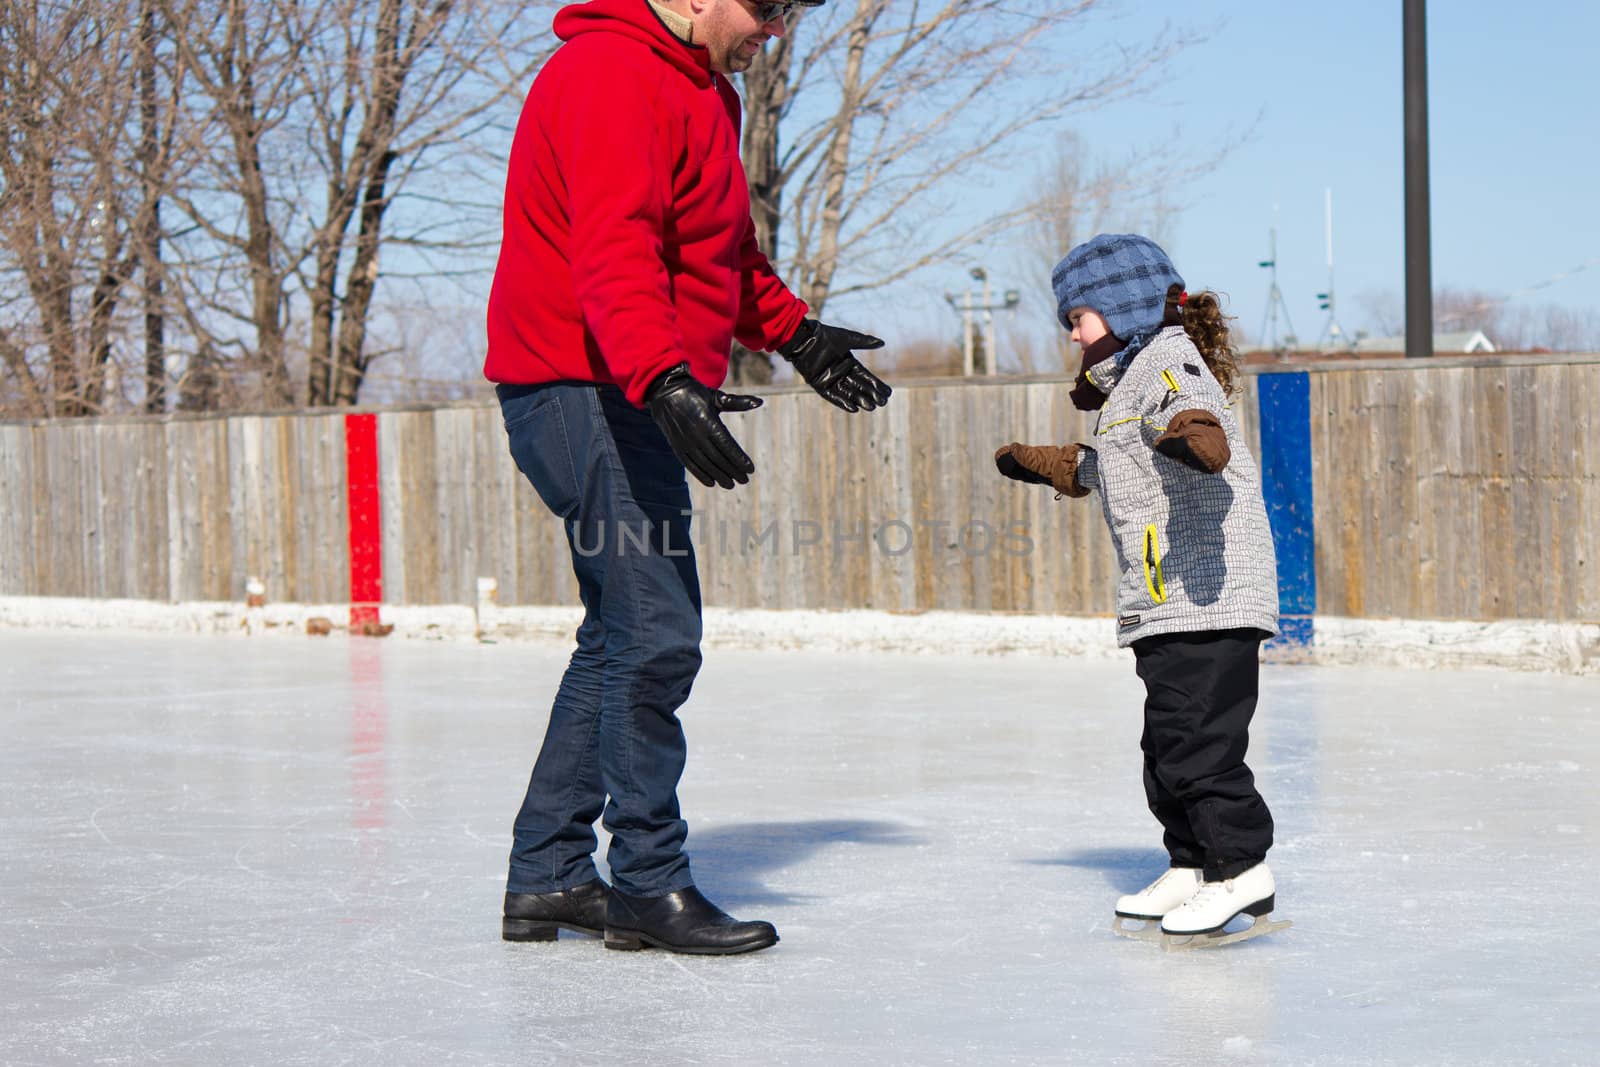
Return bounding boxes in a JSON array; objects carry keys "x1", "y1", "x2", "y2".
[
  {"x1": 1161, "y1": 914, "x2": 1292, "y2": 953},
  {"x1": 1112, "y1": 915, "x2": 1165, "y2": 942}
]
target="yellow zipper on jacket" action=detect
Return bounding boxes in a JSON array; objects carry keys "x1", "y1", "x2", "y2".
[
  {"x1": 1143, "y1": 524, "x2": 1168, "y2": 604},
  {"x1": 1096, "y1": 416, "x2": 1145, "y2": 435},
  {"x1": 1098, "y1": 369, "x2": 1182, "y2": 434}
]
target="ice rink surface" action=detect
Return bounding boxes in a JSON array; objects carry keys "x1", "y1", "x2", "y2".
[{"x1": 3, "y1": 629, "x2": 1597, "y2": 1066}]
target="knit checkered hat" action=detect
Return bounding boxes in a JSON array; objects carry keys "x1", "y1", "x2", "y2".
[{"x1": 1052, "y1": 234, "x2": 1184, "y2": 361}]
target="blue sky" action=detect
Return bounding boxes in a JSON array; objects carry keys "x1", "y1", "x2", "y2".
[
  {"x1": 843, "y1": 0, "x2": 1600, "y2": 353},
  {"x1": 395, "y1": 0, "x2": 1600, "y2": 384}
]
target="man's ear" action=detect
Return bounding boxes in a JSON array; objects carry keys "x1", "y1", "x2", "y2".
[{"x1": 683, "y1": 0, "x2": 712, "y2": 18}]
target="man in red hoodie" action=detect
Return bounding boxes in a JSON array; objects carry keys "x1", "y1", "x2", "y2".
[{"x1": 490, "y1": 0, "x2": 890, "y2": 956}]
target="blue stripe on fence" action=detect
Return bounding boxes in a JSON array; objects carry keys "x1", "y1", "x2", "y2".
[{"x1": 1256, "y1": 372, "x2": 1315, "y2": 645}]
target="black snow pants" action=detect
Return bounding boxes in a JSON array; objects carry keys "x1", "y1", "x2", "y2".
[{"x1": 1131, "y1": 627, "x2": 1274, "y2": 881}]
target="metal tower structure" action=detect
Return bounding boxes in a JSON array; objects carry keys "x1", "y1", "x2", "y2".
[
  {"x1": 1258, "y1": 213, "x2": 1297, "y2": 357},
  {"x1": 1315, "y1": 188, "x2": 1353, "y2": 351}
]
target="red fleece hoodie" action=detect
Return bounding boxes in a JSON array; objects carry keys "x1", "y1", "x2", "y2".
[{"x1": 484, "y1": 0, "x2": 808, "y2": 406}]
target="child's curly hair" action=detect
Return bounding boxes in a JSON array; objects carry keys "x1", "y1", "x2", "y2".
[{"x1": 1163, "y1": 284, "x2": 1238, "y2": 397}]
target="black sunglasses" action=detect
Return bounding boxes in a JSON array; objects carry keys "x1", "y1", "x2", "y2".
[{"x1": 750, "y1": 0, "x2": 800, "y2": 23}]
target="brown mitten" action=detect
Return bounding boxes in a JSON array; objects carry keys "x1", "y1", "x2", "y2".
[
  {"x1": 1154, "y1": 409, "x2": 1231, "y2": 473},
  {"x1": 994, "y1": 443, "x2": 1090, "y2": 498}
]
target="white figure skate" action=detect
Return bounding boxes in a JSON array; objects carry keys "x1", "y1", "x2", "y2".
[
  {"x1": 1159, "y1": 862, "x2": 1290, "y2": 951},
  {"x1": 1111, "y1": 867, "x2": 1202, "y2": 941}
]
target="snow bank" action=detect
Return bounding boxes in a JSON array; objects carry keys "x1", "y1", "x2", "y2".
[{"x1": 5, "y1": 595, "x2": 1597, "y2": 674}]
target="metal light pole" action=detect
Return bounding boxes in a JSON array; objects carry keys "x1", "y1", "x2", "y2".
[
  {"x1": 962, "y1": 279, "x2": 975, "y2": 376},
  {"x1": 974, "y1": 268, "x2": 996, "y2": 375},
  {"x1": 946, "y1": 268, "x2": 1022, "y2": 376},
  {"x1": 1404, "y1": 0, "x2": 1433, "y2": 359}
]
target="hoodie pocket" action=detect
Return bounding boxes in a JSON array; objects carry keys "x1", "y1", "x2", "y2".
[{"x1": 1142, "y1": 524, "x2": 1168, "y2": 605}]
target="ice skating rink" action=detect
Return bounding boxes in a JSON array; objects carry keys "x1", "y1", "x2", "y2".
[{"x1": 3, "y1": 630, "x2": 1596, "y2": 1066}]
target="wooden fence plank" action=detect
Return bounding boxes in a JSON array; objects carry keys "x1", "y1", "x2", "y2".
[
  {"x1": 0, "y1": 427, "x2": 37, "y2": 594},
  {"x1": 1446, "y1": 366, "x2": 1483, "y2": 618},
  {"x1": 1319, "y1": 372, "x2": 1357, "y2": 616},
  {"x1": 1504, "y1": 366, "x2": 1541, "y2": 618},
  {"x1": 1384, "y1": 369, "x2": 1421, "y2": 619},
  {"x1": 868, "y1": 388, "x2": 916, "y2": 612},
  {"x1": 1574, "y1": 367, "x2": 1600, "y2": 617},
  {"x1": 1305, "y1": 371, "x2": 1334, "y2": 616},
  {"x1": 1413, "y1": 368, "x2": 1445, "y2": 618},
  {"x1": 1476, "y1": 368, "x2": 1514, "y2": 617}
]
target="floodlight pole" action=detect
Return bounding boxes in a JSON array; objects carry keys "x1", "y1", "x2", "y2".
[
  {"x1": 961, "y1": 283, "x2": 975, "y2": 376},
  {"x1": 946, "y1": 268, "x2": 1021, "y2": 376}
]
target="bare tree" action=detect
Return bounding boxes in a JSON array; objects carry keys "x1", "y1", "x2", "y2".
[
  {"x1": 1431, "y1": 287, "x2": 1600, "y2": 351},
  {"x1": 1432, "y1": 287, "x2": 1507, "y2": 340},
  {"x1": 884, "y1": 332, "x2": 962, "y2": 377},
  {"x1": 0, "y1": 3, "x2": 145, "y2": 417},
  {"x1": 2, "y1": 0, "x2": 548, "y2": 418},
  {"x1": 1542, "y1": 306, "x2": 1600, "y2": 352},
  {"x1": 293, "y1": 0, "x2": 551, "y2": 405},
  {"x1": 725, "y1": 0, "x2": 1193, "y2": 383},
  {"x1": 136, "y1": 0, "x2": 171, "y2": 413},
  {"x1": 155, "y1": 0, "x2": 305, "y2": 407},
  {"x1": 1366, "y1": 286, "x2": 1515, "y2": 346},
  {"x1": 356, "y1": 299, "x2": 493, "y2": 403},
  {"x1": 153, "y1": 0, "x2": 550, "y2": 410},
  {"x1": 730, "y1": 32, "x2": 797, "y2": 385},
  {"x1": 1356, "y1": 287, "x2": 1403, "y2": 339},
  {"x1": 1357, "y1": 285, "x2": 1600, "y2": 352},
  {"x1": 1013, "y1": 128, "x2": 1246, "y2": 372},
  {"x1": 1487, "y1": 301, "x2": 1600, "y2": 352},
  {"x1": 1020, "y1": 132, "x2": 1174, "y2": 372}
]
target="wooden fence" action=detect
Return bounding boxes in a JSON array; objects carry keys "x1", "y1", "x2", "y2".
[{"x1": 2, "y1": 354, "x2": 1596, "y2": 623}]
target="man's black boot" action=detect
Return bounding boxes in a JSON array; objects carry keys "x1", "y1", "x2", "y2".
[
  {"x1": 502, "y1": 878, "x2": 611, "y2": 942},
  {"x1": 604, "y1": 886, "x2": 779, "y2": 955}
]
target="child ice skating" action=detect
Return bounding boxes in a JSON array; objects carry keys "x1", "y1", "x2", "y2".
[{"x1": 995, "y1": 234, "x2": 1288, "y2": 950}]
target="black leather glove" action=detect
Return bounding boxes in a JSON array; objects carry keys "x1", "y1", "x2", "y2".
[
  {"x1": 644, "y1": 363, "x2": 763, "y2": 490},
  {"x1": 776, "y1": 318, "x2": 892, "y2": 413}
]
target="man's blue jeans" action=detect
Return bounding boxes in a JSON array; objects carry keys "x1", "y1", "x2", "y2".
[{"x1": 497, "y1": 382, "x2": 701, "y2": 898}]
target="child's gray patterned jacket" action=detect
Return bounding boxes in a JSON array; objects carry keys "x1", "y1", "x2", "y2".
[{"x1": 1074, "y1": 326, "x2": 1280, "y2": 647}]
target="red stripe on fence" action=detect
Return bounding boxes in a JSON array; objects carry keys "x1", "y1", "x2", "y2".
[{"x1": 345, "y1": 413, "x2": 383, "y2": 630}]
